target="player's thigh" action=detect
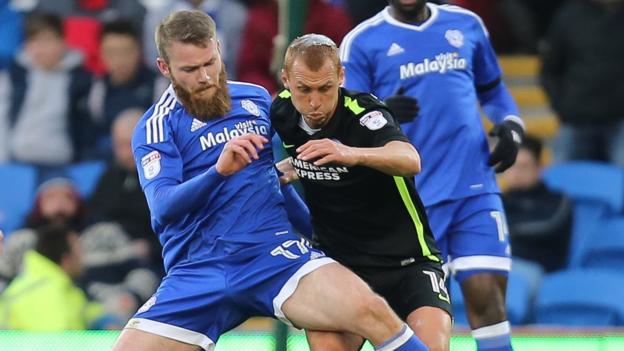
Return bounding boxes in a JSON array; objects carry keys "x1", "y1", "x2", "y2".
[
  {"x1": 125, "y1": 262, "x2": 245, "y2": 350},
  {"x1": 370, "y1": 261, "x2": 452, "y2": 351},
  {"x1": 447, "y1": 194, "x2": 511, "y2": 282},
  {"x1": 306, "y1": 330, "x2": 365, "y2": 351},
  {"x1": 112, "y1": 328, "x2": 203, "y2": 351},
  {"x1": 281, "y1": 262, "x2": 394, "y2": 332}
]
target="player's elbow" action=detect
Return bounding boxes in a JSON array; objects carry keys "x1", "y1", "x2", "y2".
[{"x1": 399, "y1": 144, "x2": 421, "y2": 177}]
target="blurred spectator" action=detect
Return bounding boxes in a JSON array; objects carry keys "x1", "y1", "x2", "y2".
[
  {"x1": 142, "y1": 0, "x2": 247, "y2": 79},
  {"x1": 541, "y1": 0, "x2": 624, "y2": 166},
  {"x1": 0, "y1": 224, "x2": 120, "y2": 330},
  {"x1": 499, "y1": 0, "x2": 565, "y2": 53},
  {"x1": 342, "y1": 0, "x2": 385, "y2": 25},
  {"x1": 33, "y1": 0, "x2": 145, "y2": 29},
  {"x1": 89, "y1": 109, "x2": 162, "y2": 270},
  {"x1": 80, "y1": 222, "x2": 159, "y2": 323},
  {"x1": 0, "y1": 177, "x2": 88, "y2": 281},
  {"x1": 502, "y1": 135, "x2": 572, "y2": 273},
  {"x1": 88, "y1": 19, "x2": 158, "y2": 159},
  {"x1": 4, "y1": 13, "x2": 94, "y2": 165},
  {"x1": 31, "y1": 0, "x2": 146, "y2": 74},
  {"x1": 0, "y1": 0, "x2": 23, "y2": 70},
  {"x1": 237, "y1": 0, "x2": 352, "y2": 94},
  {"x1": 25, "y1": 177, "x2": 88, "y2": 231}
]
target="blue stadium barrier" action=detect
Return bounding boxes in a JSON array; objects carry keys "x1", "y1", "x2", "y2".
[
  {"x1": 65, "y1": 160, "x2": 107, "y2": 199},
  {"x1": 535, "y1": 269, "x2": 624, "y2": 327},
  {"x1": 0, "y1": 163, "x2": 36, "y2": 234},
  {"x1": 580, "y1": 217, "x2": 624, "y2": 270}
]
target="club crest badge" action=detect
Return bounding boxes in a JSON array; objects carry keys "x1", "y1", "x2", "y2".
[
  {"x1": 445, "y1": 29, "x2": 464, "y2": 48},
  {"x1": 242, "y1": 99, "x2": 260, "y2": 116}
]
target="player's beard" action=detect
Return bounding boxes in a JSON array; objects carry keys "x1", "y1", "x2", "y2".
[{"x1": 172, "y1": 66, "x2": 231, "y2": 121}]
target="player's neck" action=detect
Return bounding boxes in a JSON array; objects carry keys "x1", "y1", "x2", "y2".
[{"x1": 390, "y1": 6, "x2": 430, "y2": 24}]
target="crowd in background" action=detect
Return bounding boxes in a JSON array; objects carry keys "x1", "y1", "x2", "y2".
[{"x1": 0, "y1": 0, "x2": 623, "y2": 330}]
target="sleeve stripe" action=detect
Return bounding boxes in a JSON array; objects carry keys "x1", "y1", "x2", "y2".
[
  {"x1": 339, "y1": 12, "x2": 384, "y2": 62},
  {"x1": 146, "y1": 87, "x2": 177, "y2": 144}
]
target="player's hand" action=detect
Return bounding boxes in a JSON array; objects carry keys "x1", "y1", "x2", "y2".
[
  {"x1": 275, "y1": 157, "x2": 299, "y2": 185},
  {"x1": 487, "y1": 120, "x2": 524, "y2": 173},
  {"x1": 297, "y1": 139, "x2": 359, "y2": 167},
  {"x1": 384, "y1": 87, "x2": 419, "y2": 123},
  {"x1": 216, "y1": 134, "x2": 268, "y2": 176}
]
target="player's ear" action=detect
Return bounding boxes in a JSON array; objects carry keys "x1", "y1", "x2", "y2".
[
  {"x1": 338, "y1": 65, "x2": 345, "y2": 86},
  {"x1": 280, "y1": 68, "x2": 290, "y2": 90},
  {"x1": 156, "y1": 58, "x2": 171, "y2": 78}
]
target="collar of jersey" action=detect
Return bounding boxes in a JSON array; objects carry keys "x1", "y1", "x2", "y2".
[{"x1": 382, "y1": 3, "x2": 439, "y2": 32}]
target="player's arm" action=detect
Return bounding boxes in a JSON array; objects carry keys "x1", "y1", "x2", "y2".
[
  {"x1": 472, "y1": 17, "x2": 525, "y2": 173},
  {"x1": 297, "y1": 139, "x2": 420, "y2": 177},
  {"x1": 136, "y1": 125, "x2": 267, "y2": 222},
  {"x1": 281, "y1": 183, "x2": 314, "y2": 240}
]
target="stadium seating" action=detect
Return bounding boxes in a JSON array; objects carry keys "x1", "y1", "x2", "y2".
[
  {"x1": 65, "y1": 160, "x2": 107, "y2": 199},
  {"x1": 542, "y1": 161, "x2": 624, "y2": 267},
  {"x1": 535, "y1": 269, "x2": 624, "y2": 326},
  {"x1": 0, "y1": 163, "x2": 37, "y2": 234},
  {"x1": 580, "y1": 217, "x2": 624, "y2": 270},
  {"x1": 542, "y1": 161, "x2": 624, "y2": 214}
]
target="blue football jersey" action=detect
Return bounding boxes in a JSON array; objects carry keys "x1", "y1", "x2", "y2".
[
  {"x1": 340, "y1": 3, "x2": 505, "y2": 206},
  {"x1": 132, "y1": 82, "x2": 293, "y2": 272}
]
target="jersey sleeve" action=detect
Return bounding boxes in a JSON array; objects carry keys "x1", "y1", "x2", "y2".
[
  {"x1": 340, "y1": 33, "x2": 374, "y2": 92},
  {"x1": 352, "y1": 94, "x2": 409, "y2": 147},
  {"x1": 132, "y1": 116, "x2": 227, "y2": 223},
  {"x1": 470, "y1": 15, "x2": 503, "y2": 88}
]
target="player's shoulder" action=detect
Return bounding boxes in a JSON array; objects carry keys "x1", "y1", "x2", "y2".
[
  {"x1": 340, "y1": 10, "x2": 386, "y2": 55},
  {"x1": 270, "y1": 89, "x2": 296, "y2": 119},
  {"x1": 132, "y1": 85, "x2": 179, "y2": 147},
  {"x1": 227, "y1": 80, "x2": 271, "y2": 103},
  {"x1": 342, "y1": 88, "x2": 387, "y2": 116},
  {"x1": 436, "y1": 4, "x2": 488, "y2": 34}
]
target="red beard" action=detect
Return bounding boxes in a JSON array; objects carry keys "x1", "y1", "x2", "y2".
[{"x1": 172, "y1": 67, "x2": 231, "y2": 121}]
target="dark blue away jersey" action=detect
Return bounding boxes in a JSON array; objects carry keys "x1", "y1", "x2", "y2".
[
  {"x1": 340, "y1": 3, "x2": 515, "y2": 206},
  {"x1": 132, "y1": 82, "x2": 293, "y2": 271}
]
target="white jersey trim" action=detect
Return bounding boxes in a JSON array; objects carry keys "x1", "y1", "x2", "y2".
[
  {"x1": 146, "y1": 85, "x2": 177, "y2": 144},
  {"x1": 125, "y1": 317, "x2": 215, "y2": 351},
  {"x1": 381, "y1": 4, "x2": 440, "y2": 33},
  {"x1": 449, "y1": 255, "x2": 511, "y2": 273},
  {"x1": 227, "y1": 80, "x2": 270, "y2": 97},
  {"x1": 439, "y1": 4, "x2": 489, "y2": 37},
  {"x1": 339, "y1": 12, "x2": 384, "y2": 62},
  {"x1": 272, "y1": 257, "x2": 335, "y2": 327}
]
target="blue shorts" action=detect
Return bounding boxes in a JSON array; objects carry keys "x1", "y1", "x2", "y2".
[
  {"x1": 426, "y1": 193, "x2": 511, "y2": 282},
  {"x1": 125, "y1": 235, "x2": 334, "y2": 350}
]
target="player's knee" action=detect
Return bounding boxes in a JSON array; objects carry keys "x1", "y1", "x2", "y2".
[
  {"x1": 357, "y1": 293, "x2": 394, "y2": 324},
  {"x1": 462, "y1": 275, "x2": 507, "y2": 324}
]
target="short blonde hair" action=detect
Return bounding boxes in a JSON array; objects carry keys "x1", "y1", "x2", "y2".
[{"x1": 284, "y1": 34, "x2": 341, "y2": 73}]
